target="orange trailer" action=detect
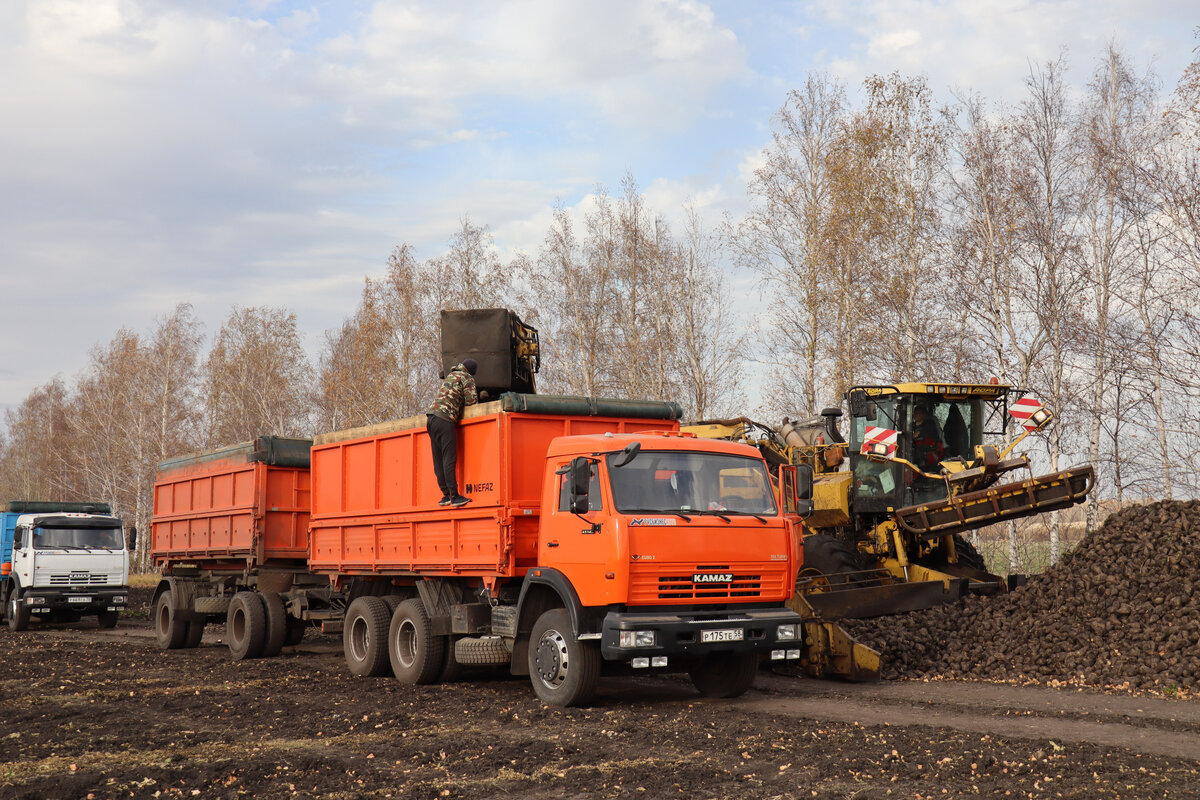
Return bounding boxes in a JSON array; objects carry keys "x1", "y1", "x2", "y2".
[{"x1": 149, "y1": 437, "x2": 330, "y2": 656}]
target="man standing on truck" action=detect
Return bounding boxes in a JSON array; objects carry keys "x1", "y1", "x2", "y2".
[{"x1": 427, "y1": 358, "x2": 479, "y2": 507}]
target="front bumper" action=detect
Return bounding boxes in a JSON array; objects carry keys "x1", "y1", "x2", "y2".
[
  {"x1": 599, "y1": 606, "x2": 803, "y2": 661},
  {"x1": 21, "y1": 587, "x2": 128, "y2": 614}
]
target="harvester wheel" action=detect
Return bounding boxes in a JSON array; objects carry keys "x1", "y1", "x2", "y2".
[
  {"x1": 344, "y1": 596, "x2": 392, "y2": 677},
  {"x1": 98, "y1": 609, "x2": 120, "y2": 629},
  {"x1": 389, "y1": 598, "x2": 445, "y2": 685},
  {"x1": 528, "y1": 608, "x2": 600, "y2": 707},
  {"x1": 261, "y1": 592, "x2": 289, "y2": 658},
  {"x1": 153, "y1": 589, "x2": 188, "y2": 649},
  {"x1": 798, "y1": 535, "x2": 867, "y2": 592},
  {"x1": 688, "y1": 652, "x2": 759, "y2": 698},
  {"x1": 226, "y1": 591, "x2": 267, "y2": 660},
  {"x1": 951, "y1": 535, "x2": 987, "y2": 572}
]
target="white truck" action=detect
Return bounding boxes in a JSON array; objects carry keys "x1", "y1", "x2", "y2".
[{"x1": 0, "y1": 501, "x2": 131, "y2": 631}]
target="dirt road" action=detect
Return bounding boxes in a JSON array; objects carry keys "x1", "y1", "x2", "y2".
[{"x1": 2, "y1": 617, "x2": 1198, "y2": 800}]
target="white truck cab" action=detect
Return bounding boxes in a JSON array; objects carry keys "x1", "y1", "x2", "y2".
[{"x1": 1, "y1": 502, "x2": 130, "y2": 631}]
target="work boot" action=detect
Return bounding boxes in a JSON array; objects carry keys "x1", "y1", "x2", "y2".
[{"x1": 450, "y1": 495, "x2": 471, "y2": 507}]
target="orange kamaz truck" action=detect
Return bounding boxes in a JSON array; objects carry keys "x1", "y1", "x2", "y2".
[{"x1": 151, "y1": 394, "x2": 816, "y2": 705}]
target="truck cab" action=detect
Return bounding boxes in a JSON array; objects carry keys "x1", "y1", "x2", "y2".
[
  {"x1": 520, "y1": 431, "x2": 806, "y2": 704},
  {"x1": 1, "y1": 502, "x2": 130, "y2": 631}
]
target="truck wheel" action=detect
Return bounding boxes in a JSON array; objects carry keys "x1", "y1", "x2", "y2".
[
  {"x1": 688, "y1": 652, "x2": 759, "y2": 698},
  {"x1": 439, "y1": 637, "x2": 464, "y2": 683},
  {"x1": 154, "y1": 590, "x2": 188, "y2": 649},
  {"x1": 7, "y1": 593, "x2": 30, "y2": 632},
  {"x1": 98, "y1": 610, "x2": 120, "y2": 629},
  {"x1": 344, "y1": 596, "x2": 392, "y2": 677},
  {"x1": 226, "y1": 591, "x2": 267, "y2": 660},
  {"x1": 388, "y1": 598, "x2": 445, "y2": 684},
  {"x1": 528, "y1": 608, "x2": 600, "y2": 707},
  {"x1": 284, "y1": 617, "x2": 306, "y2": 647},
  {"x1": 184, "y1": 620, "x2": 205, "y2": 647},
  {"x1": 261, "y1": 592, "x2": 289, "y2": 658}
]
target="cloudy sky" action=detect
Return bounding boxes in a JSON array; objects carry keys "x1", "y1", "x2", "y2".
[{"x1": 1, "y1": 0, "x2": 1195, "y2": 411}]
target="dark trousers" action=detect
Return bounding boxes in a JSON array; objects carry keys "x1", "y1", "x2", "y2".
[{"x1": 427, "y1": 414, "x2": 459, "y2": 499}]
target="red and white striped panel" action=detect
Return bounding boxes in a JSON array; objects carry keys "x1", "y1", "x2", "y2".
[
  {"x1": 1009, "y1": 394, "x2": 1050, "y2": 431},
  {"x1": 861, "y1": 426, "x2": 898, "y2": 458}
]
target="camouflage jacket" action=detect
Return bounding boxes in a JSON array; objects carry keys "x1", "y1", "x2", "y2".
[{"x1": 427, "y1": 364, "x2": 479, "y2": 422}]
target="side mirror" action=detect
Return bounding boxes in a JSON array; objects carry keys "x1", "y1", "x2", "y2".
[
  {"x1": 795, "y1": 463, "x2": 814, "y2": 517},
  {"x1": 611, "y1": 441, "x2": 640, "y2": 467},
  {"x1": 128, "y1": 527, "x2": 137, "y2": 551},
  {"x1": 13, "y1": 527, "x2": 25, "y2": 549},
  {"x1": 569, "y1": 457, "x2": 592, "y2": 514}
]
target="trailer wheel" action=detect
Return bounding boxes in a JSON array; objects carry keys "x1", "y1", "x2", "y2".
[
  {"x1": 7, "y1": 592, "x2": 30, "y2": 632},
  {"x1": 344, "y1": 596, "x2": 392, "y2": 677},
  {"x1": 528, "y1": 608, "x2": 600, "y2": 707},
  {"x1": 154, "y1": 589, "x2": 188, "y2": 649},
  {"x1": 388, "y1": 598, "x2": 445, "y2": 684},
  {"x1": 284, "y1": 617, "x2": 307, "y2": 647},
  {"x1": 797, "y1": 534, "x2": 868, "y2": 593},
  {"x1": 184, "y1": 620, "x2": 205, "y2": 647},
  {"x1": 688, "y1": 652, "x2": 759, "y2": 698},
  {"x1": 226, "y1": 591, "x2": 267, "y2": 660},
  {"x1": 261, "y1": 592, "x2": 289, "y2": 658},
  {"x1": 98, "y1": 610, "x2": 119, "y2": 629}
]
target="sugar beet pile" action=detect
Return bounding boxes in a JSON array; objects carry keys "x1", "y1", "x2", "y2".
[{"x1": 844, "y1": 500, "x2": 1200, "y2": 691}]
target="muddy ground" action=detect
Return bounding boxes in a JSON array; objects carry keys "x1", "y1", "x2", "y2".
[{"x1": 2, "y1": 596, "x2": 1199, "y2": 800}]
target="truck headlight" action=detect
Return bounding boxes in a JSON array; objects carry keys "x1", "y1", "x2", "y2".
[
  {"x1": 113, "y1": 595, "x2": 127, "y2": 604},
  {"x1": 776, "y1": 623, "x2": 799, "y2": 642},
  {"x1": 27, "y1": 597, "x2": 46, "y2": 606},
  {"x1": 619, "y1": 630, "x2": 657, "y2": 648}
]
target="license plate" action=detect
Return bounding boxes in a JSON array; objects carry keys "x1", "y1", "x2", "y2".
[
  {"x1": 68, "y1": 596, "x2": 91, "y2": 604},
  {"x1": 701, "y1": 628, "x2": 743, "y2": 643}
]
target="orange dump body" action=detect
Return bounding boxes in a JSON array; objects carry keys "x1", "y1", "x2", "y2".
[
  {"x1": 307, "y1": 406, "x2": 674, "y2": 577},
  {"x1": 151, "y1": 438, "x2": 312, "y2": 570}
]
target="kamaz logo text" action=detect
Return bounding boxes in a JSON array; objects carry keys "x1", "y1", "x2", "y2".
[{"x1": 692, "y1": 573, "x2": 733, "y2": 583}]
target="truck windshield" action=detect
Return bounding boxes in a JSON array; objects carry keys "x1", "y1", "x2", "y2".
[
  {"x1": 34, "y1": 526, "x2": 124, "y2": 550},
  {"x1": 607, "y1": 451, "x2": 778, "y2": 516}
]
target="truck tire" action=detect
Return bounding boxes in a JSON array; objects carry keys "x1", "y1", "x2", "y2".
[
  {"x1": 455, "y1": 635, "x2": 511, "y2": 666},
  {"x1": 154, "y1": 589, "x2": 188, "y2": 649},
  {"x1": 226, "y1": 591, "x2": 267, "y2": 660},
  {"x1": 98, "y1": 610, "x2": 119, "y2": 629},
  {"x1": 344, "y1": 596, "x2": 392, "y2": 677},
  {"x1": 528, "y1": 608, "x2": 600, "y2": 707},
  {"x1": 388, "y1": 598, "x2": 445, "y2": 684},
  {"x1": 184, "y1": 620, "x2": 205, "y2": 647},
  {"x1": 284, "y1": 617, "x2": 307, "y2": 647},
  {"x1": 439, "y1": 637, "x2": 464, "y2": 682},
  {"x1": 261, "y1": 592, "x2": 289, "y2": 658},
  {"x1": 7, "y1": 592, "x2": 30, "y2": 632},
  {"x1": 688, "y1": 651, "x2": 759, "y2": 698}
]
